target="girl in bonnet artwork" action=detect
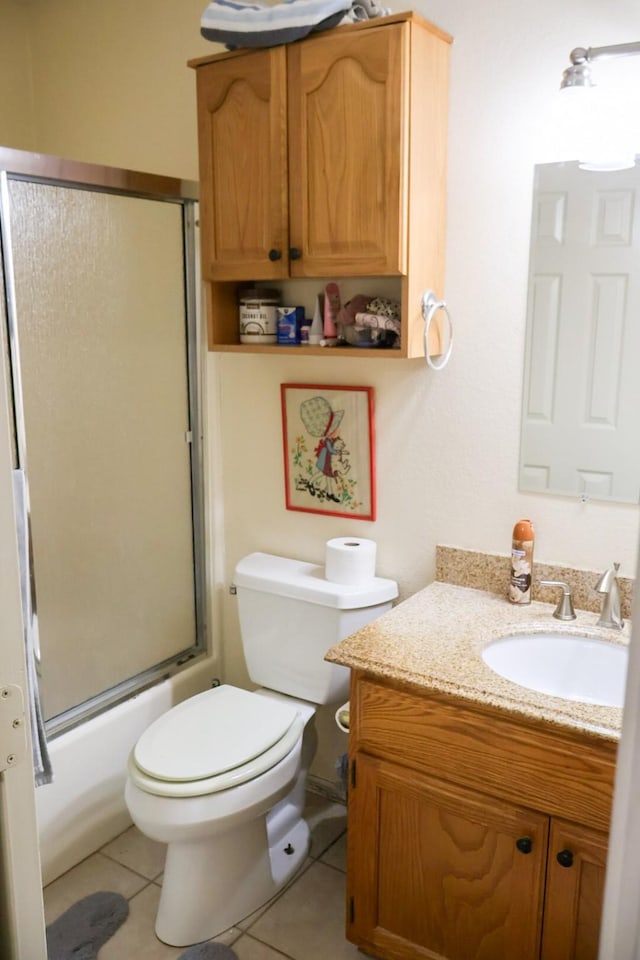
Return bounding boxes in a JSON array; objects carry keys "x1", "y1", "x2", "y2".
[{"x1": 298, "y1": 396, "x2": 351, "y2": 504}]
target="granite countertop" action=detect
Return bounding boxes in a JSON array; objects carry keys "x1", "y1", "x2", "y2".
[{"x1": 325, "y1": 581, "x2": 631, "y2": 742}]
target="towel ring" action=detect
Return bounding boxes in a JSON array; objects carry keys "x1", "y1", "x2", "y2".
[{"x1": 421, "y1": 290, "x2": 453, "y2": 370}]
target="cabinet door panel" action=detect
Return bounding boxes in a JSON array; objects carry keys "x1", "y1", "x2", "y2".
[
  {"x1": 541, "y1": 818, "x2": 608, "y2": 960},
  {"x1": 196, "y1": 48, "x2": 289, "y2": 280},
  {"x1": 348, "y1": 753, "x2": 547, "y2": 960},
  {"x1": 288, "y1": 24, "x2": 406, "y2": 277}
]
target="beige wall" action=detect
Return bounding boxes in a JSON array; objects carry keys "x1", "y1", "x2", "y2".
[
  {"x1": 2, "y1": 0, "x2": 640, "y2": 783},
  {"x1": 0, "y1": 0, "x2": 37, "y2": 149},
  {"x1": 19, "y1": 0, "x2": 214, "y2": 176}
]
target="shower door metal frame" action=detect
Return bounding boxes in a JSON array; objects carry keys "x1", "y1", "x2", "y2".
[
  {"x1": 0, "y1": 147, "x2": 206, "y2": 738},
  {"x1": 0, "y1": 226, "x2": 47, "y2": 960}
]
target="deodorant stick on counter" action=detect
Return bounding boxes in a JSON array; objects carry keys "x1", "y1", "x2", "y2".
[{"x1": 509, "y1": 519, "x2": 535, "y2": 604}]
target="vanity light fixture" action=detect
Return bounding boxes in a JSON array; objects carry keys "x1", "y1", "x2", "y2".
[
  {"x1": 560, "y1": 41, "x2": 640, "y2": 90},
  {"x1": 560, "y1": 40, "x2": 640, "y2": 171}
]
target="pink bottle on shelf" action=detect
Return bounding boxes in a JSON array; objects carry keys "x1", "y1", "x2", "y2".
[{"x1": 323, "y1": 282, "x2": 341, "y2": 340}]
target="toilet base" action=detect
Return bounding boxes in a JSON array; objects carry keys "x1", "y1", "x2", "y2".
[{"x1": 155, "y1": 804, "x2": 310, "y2": 946}]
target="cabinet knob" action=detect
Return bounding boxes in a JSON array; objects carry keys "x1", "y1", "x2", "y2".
[
  {"x1": 289, "y1": 247, "x2": 302, "y2": 260},
  {"x1": 515, "y1": 837, "x2": 533, "y2": 854},
  {"x1": 556, "y1": 849, "x2": 574, "y2": 868},
  {"x1": 268, "y1": 248, "x2": 282, "y2": 261}
]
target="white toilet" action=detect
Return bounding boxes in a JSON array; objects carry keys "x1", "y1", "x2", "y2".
[{"x1": 125, "y1": 551, "x2": 397, "y2": 946}]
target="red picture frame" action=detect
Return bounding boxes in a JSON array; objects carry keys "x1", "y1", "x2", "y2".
[{"x1": 280, "y1": 383, "x2": 376, "y2": 520}]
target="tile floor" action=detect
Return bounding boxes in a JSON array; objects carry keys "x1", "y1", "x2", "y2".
[{"x1": 43, "y1": 792, "x2": 362, "y2": 959}]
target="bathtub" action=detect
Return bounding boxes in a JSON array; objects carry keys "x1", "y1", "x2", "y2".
[{"x1": 36, "y1": 657, "x2": 216, "y2": 885}]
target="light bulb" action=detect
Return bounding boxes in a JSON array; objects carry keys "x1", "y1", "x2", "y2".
[{"x1": 559, "y1": 82, "x2": 639, "y2": 172}]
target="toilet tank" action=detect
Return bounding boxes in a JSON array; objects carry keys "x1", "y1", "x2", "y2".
[{"x1": 234, "y1": 552, "x2": 398, "y2": 705}]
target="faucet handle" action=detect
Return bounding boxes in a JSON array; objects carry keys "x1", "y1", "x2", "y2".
[{"x1": 538, "y1": 580, "x2": 577, "y2": 621}]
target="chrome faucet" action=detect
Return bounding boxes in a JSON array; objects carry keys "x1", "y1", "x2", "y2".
[
  {"x1": 595, "y1": 562, "x2": 624, "y2": 630},
  {"x1": 538, "y1": 580, "x2": 576, "y2": 620}
]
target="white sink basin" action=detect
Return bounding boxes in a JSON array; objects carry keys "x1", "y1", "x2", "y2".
[{"x1": 481, "y1": 632, "x2": 628, "y2": 708}]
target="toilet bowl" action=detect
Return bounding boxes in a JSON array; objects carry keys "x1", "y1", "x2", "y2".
[
  {"x1": 125, "y1": 551, "x2": 398, "y2": 947},
  {"x1": 125, "y1": 685, "x2": 315, "y2": 946}
]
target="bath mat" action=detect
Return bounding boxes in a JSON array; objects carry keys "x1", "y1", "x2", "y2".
[
  {"x1": 46, "y1": 890, "x2": 129, "y2": 959},
  {"x1": 178, "y1": 945, "x2": 239, "y2": 960}
]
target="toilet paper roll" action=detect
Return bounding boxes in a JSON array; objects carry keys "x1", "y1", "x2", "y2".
[
  {"x1": 325, "y1": 537, "x2": 377, "y2": 585},
  {"x1": 335, "y1": 701, "x2": 350, "y2": 733}
]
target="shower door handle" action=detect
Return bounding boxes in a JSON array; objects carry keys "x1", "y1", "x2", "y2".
[{"x1": 12, "y1": 469, "x2": 40, "y2": 666}]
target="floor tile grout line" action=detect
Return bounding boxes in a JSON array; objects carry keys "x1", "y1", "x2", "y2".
[
  {"x1": 313, "y1": 828, "x2": 347, "y2": 858},
  {"x1": 308, "y1": 827, "x2": 347, "y2": 862},
  {"x1": 96, "y1": 847, "x2": 165, "y2": 885},
  {"x1": 125, "y1": 876, "x2": 162, "y2": 901},
  {"x1": 43, "y1": 846, "x2": 117, "y2": 893},
  {"x1": 313, "y1": 857, "x2": 347, "y2": 877},
  {"x1": 237, "y1": 859, "x2": 315, "y2": 935},
  {"x1": 238, "y1": 930, "x2": 299, "y2": 959}
]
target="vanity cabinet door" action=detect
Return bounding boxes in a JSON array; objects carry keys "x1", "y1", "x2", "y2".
[
  {"x1": 347, "y1": 752, "x2": 548, "y2": 960},
  {"x1": 195, "y1": 47, "x2": 289, "y2": 281},
  {"x1": 540, "y1": 818, "x2": 608, "y2": 960},
  {"x1": 287, "y1": 22, "x2": 407, "y2": 278}
]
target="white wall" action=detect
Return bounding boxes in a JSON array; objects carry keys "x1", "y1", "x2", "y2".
[{"x1": 3, "y1": 0, "x2": 640, "y2": 784}]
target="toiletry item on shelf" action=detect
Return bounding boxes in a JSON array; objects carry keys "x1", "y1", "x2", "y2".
[
  {"x1": 309, "y1": 294, "x2": 324, "y2": 344},
  {"x1": 509, "y1": 519, "x2": 535, "y2": 604},
  {"x1": 238, "y1": 287, "x2": 280, "y2": 344},
  {"x1": 276, "y1": 307, "x2": 300, "y2": 345},
  {"x1": 323, "y1": 282, "x2": 341, "y2": 343},
  {"x1": 336, "y1": 293, "x2": 401, "y2": 348}
]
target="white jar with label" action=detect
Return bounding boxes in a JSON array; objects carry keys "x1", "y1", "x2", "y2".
[{"x1": 238, "y1": 288, "x2": 280, "y2": 344}]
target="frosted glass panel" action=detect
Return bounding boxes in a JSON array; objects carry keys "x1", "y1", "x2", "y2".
[{"x1": 9, "y1": 181, "x2": 196, "y2": 720}]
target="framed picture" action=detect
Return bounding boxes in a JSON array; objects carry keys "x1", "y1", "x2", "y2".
[{"x1": 281, "y1": 383, "x2": 376, "y2": 520}]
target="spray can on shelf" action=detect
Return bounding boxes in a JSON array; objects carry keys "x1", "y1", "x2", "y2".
[{"x1": 509, "y1": 519, "x2": 535, "y2": 604}]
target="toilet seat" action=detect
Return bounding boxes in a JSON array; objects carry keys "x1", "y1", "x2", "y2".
[{"x1": 129, "y1": 685, "x2": 304, "y2": 799}]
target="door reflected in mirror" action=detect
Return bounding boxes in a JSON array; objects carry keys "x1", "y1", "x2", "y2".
[{"x1": 519, "y1": 159, "x2": 640, "y2": 505}]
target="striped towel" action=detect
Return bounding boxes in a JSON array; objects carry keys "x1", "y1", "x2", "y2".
[{"x1": 201, "y1": 0, "x2": 353, "y2": 48}]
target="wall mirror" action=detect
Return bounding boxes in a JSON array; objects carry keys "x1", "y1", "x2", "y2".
[{"x1": 519, "y1": 159, "x2": 640, "y2": 504}]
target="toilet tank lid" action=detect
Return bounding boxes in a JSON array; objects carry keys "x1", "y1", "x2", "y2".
[{"x1": 234, "y1": 552, "x2": 398, "y2": 609}]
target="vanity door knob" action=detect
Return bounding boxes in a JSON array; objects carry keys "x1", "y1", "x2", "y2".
[
  {"x1": 289, "y1": 247, "x2": 302, "y2": 260},
  {"x1": 515, "y1": 837, "x2": 533, "y2": 854},
  {"x1": 556, "y1": 849, "x2": 574, "y2": 868},
  {"x1": 268, "y1": 248, "x2": 282, "y2": 261}
]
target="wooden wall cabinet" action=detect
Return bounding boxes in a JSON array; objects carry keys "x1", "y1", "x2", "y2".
[
  {"x1": 347, "y1": 673, "x2": 617, "y2": 960},
  {"x1": 189, "y1": 12, "x2": 451, "y2": 356}
]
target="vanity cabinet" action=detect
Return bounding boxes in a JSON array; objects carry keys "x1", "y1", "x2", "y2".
[
  {"x1": 347, "y1": 673, "x2": 616, "y2": 960},
  {"x1": 188, "y1": 12, "x2": 451, "y2": 356}
]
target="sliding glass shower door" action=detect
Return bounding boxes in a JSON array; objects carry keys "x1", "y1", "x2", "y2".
[{"x1": 0, "y1": 152, "x2": 205, "y2": 734}]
